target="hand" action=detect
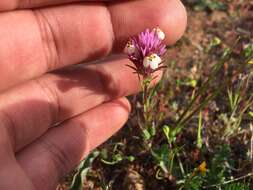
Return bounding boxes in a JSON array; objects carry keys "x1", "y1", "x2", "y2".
[{"x1": 0, "y1": 0, "x2": 186, "y2": 189}]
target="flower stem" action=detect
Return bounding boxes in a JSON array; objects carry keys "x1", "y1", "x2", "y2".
[{"x1": 140, "y1": 76, "x2": 154, "y2": 150}]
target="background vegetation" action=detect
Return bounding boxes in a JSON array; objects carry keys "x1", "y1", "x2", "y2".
[{"x1": 58, "y1": 0, "x2": 253, "y2": 189}]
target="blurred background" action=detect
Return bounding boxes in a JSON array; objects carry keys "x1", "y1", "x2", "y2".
[{"x1": 58, "y1": 1, "x2": 253, "y2": 189}]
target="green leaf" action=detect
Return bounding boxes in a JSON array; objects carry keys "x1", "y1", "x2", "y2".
[
  {"x1": 70, "y1": 151, "x2": 99, "y2": 190},
  {"x1": 183, "y1": 175, "x2": 204, "y2": 190},
  {"x1": 143, "y1": 129, "x2": 152, "y2": 140},
  {"x1": 149, "y1": 125, "x2": 156, "y2": 137},
  {"x1": 163, "y1": 125, "x2": 182, "y2": 144},
  {"x1": 223, "y1": 183, "x2": 250, "y2": 190},
  {"x1": 163, "y1": 125, "x2": 170, "y2": 141},
  {"x1": 243, "y1": 43, "x2": 253, "y2": 58},
  {"x1": 126, "y1": 156, "x2": 135, "y2": 162},
  {"x1": 210, "y1": 37, "x2": 221, "y2": 47},
  {"x1": 100, "y1": 153, "x2": 123, "y2": 165},
  {"x1": 197, "y1": 111, "x2": 203, "y2": 149},
  {"x1": 206, "y1": 144, "x2": 233, "y2": 185}
]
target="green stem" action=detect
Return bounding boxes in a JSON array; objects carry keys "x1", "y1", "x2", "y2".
[{"x1": 141, "y1": 76, "x2": 153, "y2": 150}]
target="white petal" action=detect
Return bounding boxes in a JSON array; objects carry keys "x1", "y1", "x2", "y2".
[
  {"x1": 153, "y1": 27, "x2": 165, "y2": 40},
  {"x1": 124, "y1": 42, "x2": 136, "y2": 54},
  {"x1": 143, "y1": 53, "x2": 162, "y2": 70},
  {"x1": 143, "y1": 56, "x2": 151, "y2": 68},
  {"x1": 150, "y1": 60, "x2": 159, "y2": 70}
]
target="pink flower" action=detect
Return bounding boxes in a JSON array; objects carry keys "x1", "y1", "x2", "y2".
[{"x1": 124, "y1": 27, "x2": 167, "y2": 76}]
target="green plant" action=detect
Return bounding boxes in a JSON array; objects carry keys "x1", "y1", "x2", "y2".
[
  {"x1": 100, "y1": 143, "x2": 135, "y2": 165},
  {"x1": 223, "y1": 183, "x2": 250, "y2": 190},
  {"x1": 70, "y1": 151, "x2": 99, "y2": 190},
  {"x1": 192, "y1": 0, "x2": 227, "y2": 11},
  {"x1": 206, "y1": 144, "x2": 233, "y2": 185}
]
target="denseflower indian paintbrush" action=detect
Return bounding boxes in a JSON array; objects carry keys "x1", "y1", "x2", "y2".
[
  {"x1": 124, "y1": 27, "x2": 167, "y2": 148},
  {"x1": 124, "y1": 27, "x2": 167, "y2": 77}
]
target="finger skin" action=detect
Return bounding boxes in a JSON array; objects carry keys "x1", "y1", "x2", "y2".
[
  {"x1": 109, "y1": 0, "x2": 187, "y2": 50},
  {"x1": 0, "y1": 160, "x2": 35, "y2": 190},
  {"x1": 0, "y1": 0, "x2": 113, "y2": 11},
  {"x1": 0, "y1": 58, "x2": 140, "y2": 152},
  {"x1": 0, "y1": 0, "x2": 187, "y2": 91},
  {"x1": 17, "y1": 98, "x2": 131, "y2": 190},
  {"x1": 0, "y1": 128, "x2": 32, "y2": 190},
  {"x1": 0, "y1": 130, "x2": 34, "y2": 190}
]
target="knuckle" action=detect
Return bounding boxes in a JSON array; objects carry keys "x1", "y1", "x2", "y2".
[
  {"x1": 0, "y1": 112, "x2": 16, "y2": 150},
  {"x1": 18, "y1": 0, "x2": 32, "y2": 8},
  {"x1": 40, "y1": 138, "x2": 70, "y2": 175},
  {"x1": 33, "y1": 78, "x2": 60, "y2": 123},
  {"x1": 95, "y1": 7, "x2": 114, "y2": 56},
  {"x1": 33, "y1": 10, "x2": 60, "y2": 71}
]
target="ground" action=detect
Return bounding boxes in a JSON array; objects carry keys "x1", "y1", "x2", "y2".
[{"x1": 58, "y1": 1, "x2": 253, "y2": 189}]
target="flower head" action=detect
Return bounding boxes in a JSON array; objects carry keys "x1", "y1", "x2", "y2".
[
  {"x1": 124, "y1": 27, "x2": 167, "y2": 76},
  {"x1": 198, "y1": 161, "x2": 207, "y2": 175}
]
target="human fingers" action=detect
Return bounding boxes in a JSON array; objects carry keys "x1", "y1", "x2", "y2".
[
  {"x1": 17, "y1": 98, "x2": 130, "y2": 190},
  {"x1": 0, "y1": 58, "x2": 146, "y2": 152},
  {"x1": 0, "y1": 0, "x2": 116, "y2": 11},
  {"x1": 0, "y1": 0, "x2": 187, "y2": 91},
  {"x1": 0, "y1": 128, "x2": 34, "y2": 190}
]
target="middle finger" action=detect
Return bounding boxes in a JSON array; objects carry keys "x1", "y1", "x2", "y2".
[{"x1": 0, "y1": 58, "x2": 141, "y2": 152}]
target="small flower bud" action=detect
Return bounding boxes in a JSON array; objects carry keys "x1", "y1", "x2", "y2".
[
  {"x1": 153, "y1": 27, "x2": 165, "y2": 40},
  {"x1": 143, "y1": 53, "x2": 162, "y2": 70},
  {"x1": 124, "y1": 41, "x2": 136, "y2": 54}
]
